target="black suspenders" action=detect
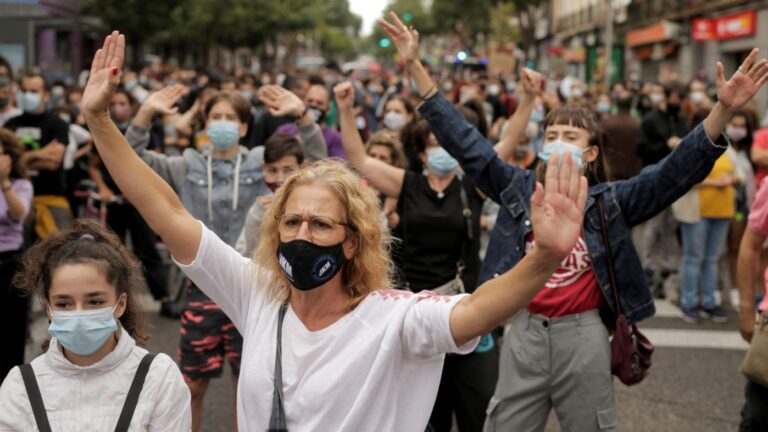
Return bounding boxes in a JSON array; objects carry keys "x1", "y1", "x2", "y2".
[{"x1": 20, "y1": 353, "x2": 158, "y2": 432}]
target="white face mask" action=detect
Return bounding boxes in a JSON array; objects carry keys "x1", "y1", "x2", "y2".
[
  {"x1": 726, "y1": 125, "x2": 748, "y2": 142},
  {"x1": 383, "y1": 111, "x2": 407, "y2": 131},
  {"x1": 649, "y1": 93, "x2": 664, "y2": 104},
  {"x1": 690, "y1": 91, "x2": 707, "y2": 104}
]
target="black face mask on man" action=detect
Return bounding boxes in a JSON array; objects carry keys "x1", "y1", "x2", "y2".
[{"x1": 277, "y1": 240, "x2": 347, "y2": 291}]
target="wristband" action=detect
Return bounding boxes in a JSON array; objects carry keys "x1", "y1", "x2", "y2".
[{"x1": 419, "y1": 85, "x2": 437, "y2": 101}]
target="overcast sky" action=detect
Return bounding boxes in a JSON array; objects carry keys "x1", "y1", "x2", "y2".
[{"x1": 349, "y1": 0, "x2": 389, "y2": 36}]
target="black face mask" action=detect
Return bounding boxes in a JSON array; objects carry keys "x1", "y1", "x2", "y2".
[
  {"x1": 617, "y1": 97, "x2": 633, "y2": 110},
  {"x1": 667, "y1": 103, "x2": 681, "y2": 115},
  {"x1": 277, "y1": 239, "x2": 346, "y2": 291}
]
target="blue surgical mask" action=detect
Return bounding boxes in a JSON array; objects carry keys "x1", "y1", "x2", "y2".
[
  {"x1": 530, "y1": 110, "x2": 545, "y2": 123},
  {"x1": 124, "y1": 80, "x2": 138, "y2": 91},
  {"x1": 48, "y1": 304, "x2": 119, "y2": 356},
  {"x1": 207, "y1": 120, "x2": 240, "y2": 151},
  {"x1": 427, "y1": 147, "x2": 458, "y2": 176},
  {"x1": 538, "y1": 140, "x2": 586, "y2": 169},
  {"x1": 21, "y1": 91, "x2": 42, "y2": 113},
  {"x1": 597, "y1": 101, "x2": 612, "y2": 113}
]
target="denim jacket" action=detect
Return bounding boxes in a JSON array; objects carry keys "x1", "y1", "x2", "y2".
[
  {"x1": 419, "y1": 93, "x2": 729, "y2": 323},
  {"x1": 125, "y1": 122, "x2": 327, "y2": 246}
]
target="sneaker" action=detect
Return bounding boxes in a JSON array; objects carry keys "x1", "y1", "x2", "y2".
[
  {"x1": 700, "y1": 306, "x2": 729, "y2": 323},
  {"x1": 681, "y1": 307, "x2": 701, "y2": 324},
  {"x1": 160, "y1": 301, "x2": 182, "y2": 319}
]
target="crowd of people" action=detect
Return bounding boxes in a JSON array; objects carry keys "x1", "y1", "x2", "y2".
[{"x1": 0, "y1": 11, "x2": 766, "y2": 431}]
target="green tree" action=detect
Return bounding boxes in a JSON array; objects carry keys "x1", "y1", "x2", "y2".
[
  {"x1": 432, "y1": 0, "x2": 493, "y2": 50},
  {"x1": 85, "y1": 0, "x2": 183, "y2": 66},
  {"x1": 368, "y1": 0, "x2": 434, "y2": 58}
]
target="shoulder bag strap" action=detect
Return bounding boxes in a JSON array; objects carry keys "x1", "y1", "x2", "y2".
[
  {"x1": 456, "y1": 174, "x2": 473, "y2": 279},
  {"x1": 597, "y1": 197, "x2": 623, "y2": 315},
  {"x1": 267, "y1": 302, "x2": 289, "y2": 432},
  {"x1": 19, "y1": 364, "x2": 53, "y2": 432},
  {"x1": 114, "y1": 353, "x2": 158, "y2": 432}
]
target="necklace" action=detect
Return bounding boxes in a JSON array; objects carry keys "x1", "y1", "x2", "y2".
[{"x1": 437, "y1": 191, "x2": 445, "y2": 199}]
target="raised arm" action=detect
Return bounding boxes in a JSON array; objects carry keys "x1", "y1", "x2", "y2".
[
  {"x1": 82, "y1": 31, "x2": 200, "y2": 264},
  {"x1": 259, "y1": 85, "x2": 328, "y2": 162},
  {"x1": 379, "y1": 12, "x2": 515, "y2": 202},
  {"x1": 617, "y1": 48, "x2": 768, "y2": 227},
  {"x1": 493, "y1": 68, "x2": 541, "y2": 160},
  {"x1": 333, "y1": 82, "x2": 404, "y2": 198},
  {"x1": 450, "y1": 152, "x2": 588, "y2": 345}
]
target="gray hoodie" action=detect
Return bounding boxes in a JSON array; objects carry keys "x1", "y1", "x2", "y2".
[{"x1": 125, "y1": 122, "x2": 327, "y2": 246}]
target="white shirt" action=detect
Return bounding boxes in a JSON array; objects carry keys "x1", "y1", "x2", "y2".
[
  {"x1": 177, "y1": 222, "x2": 479, "y2": 431},
  {"x1": 0, "y1": 331, "x2": 191, "y2": 431}
]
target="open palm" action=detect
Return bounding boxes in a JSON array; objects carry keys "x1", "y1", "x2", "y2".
[
  {"x1": 82, "y1": 31, "x2": 125, "y2": 120},
  {"x1": 378, "y1": 12, "x2": 420, "y2": 63},
  {"x1": 530, "y1": 153, "x2": 588, "y2": 260},
  {"x1": 258, "y1": 85, "x2": 305, "y2": 118},
  {"x1": 717, "y1": 48, "x2": 768, "y2": 111}
]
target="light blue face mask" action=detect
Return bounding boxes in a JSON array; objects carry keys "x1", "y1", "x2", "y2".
[
  {"x1": 427, "y1": 147, "x2": 459, "y2": 176},
  {"x1": 21, "y1": 91, "x2": 42, "y2": 113},
  {"x1": 597, "y1": 101, "x2": 612, "y2": 113},
  {"x1": 530, "y1": 110, "x2": 545, "y2": 123},
  {"x1": 538, "y1": 140, "x2": 586, "y2": 169},
  {"x1": 207, "y1": 120, "x2": 240, "y2": 151},
  {"x1": 48, "y1": 304, "x2": 119, "y2": 356}
]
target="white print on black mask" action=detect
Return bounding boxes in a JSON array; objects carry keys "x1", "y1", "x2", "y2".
[
  {"x1": 526, "y1": 236, "x2": 592, "y2": 288},
  {"x1": 279, "y1": 253, "x2": 293, "y2": 279}
]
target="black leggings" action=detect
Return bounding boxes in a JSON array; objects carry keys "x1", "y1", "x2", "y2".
[
  {"x1": 0, "y1": 250, "x2": 27, "y2": 383},
  {"x1": 429, "y1": 345, "x2": 499, "y2": 432},
  {"x1": 106, "y1": 203, "x2": 169, "y2": 301}
]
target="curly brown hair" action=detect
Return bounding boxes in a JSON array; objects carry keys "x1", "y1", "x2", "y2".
[{"x1": 13, "y1": 219, "x2": 149, "y2": 349}]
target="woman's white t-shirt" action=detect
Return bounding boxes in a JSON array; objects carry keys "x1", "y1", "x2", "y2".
[{"x1": 177, "y1": 222, "x2": 479, "y2": 431}]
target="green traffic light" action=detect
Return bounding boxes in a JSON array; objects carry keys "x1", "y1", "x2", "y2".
[
  {"x1": 403, "y1": 12, "x2": 413, "y2": 22},
  {"x1": 379, "y1": 38, "x2": 391, "y2": 48}
]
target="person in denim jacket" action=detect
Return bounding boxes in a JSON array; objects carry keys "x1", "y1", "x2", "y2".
[
  {"x1": 380, "y1": 12, "x2": 768, "y2": 432},
  {"x1": 124, "y1": 85, "x2": 327, "y2": 431}
]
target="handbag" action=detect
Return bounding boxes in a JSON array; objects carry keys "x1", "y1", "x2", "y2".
[
  {"x1": 740, "y1": 312, "x2": 768, "y2": 387},
  {"x1": 597, "y1": 198, "x2": 654, "y2": 386}
]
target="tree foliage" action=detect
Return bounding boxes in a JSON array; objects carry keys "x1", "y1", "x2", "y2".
[{"x1": 86, "y1": 0, "x2": 361, "y2": 63}]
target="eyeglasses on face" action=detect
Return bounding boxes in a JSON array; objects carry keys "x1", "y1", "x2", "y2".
[{"x1": 277, "y1": 213, "x2": 348, "y2": 240}]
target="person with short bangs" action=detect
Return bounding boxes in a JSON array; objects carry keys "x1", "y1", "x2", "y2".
[
  {"x1": 81, "y1": 31, "x2": 591, "y2": 431},
  {"x1": 379, "y1": 11, "x2": 768, "y2": 432}
]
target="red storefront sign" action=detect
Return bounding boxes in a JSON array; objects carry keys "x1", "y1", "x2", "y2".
[
  {"x1": 692, "y1": 10, "x2": 757, "y2": 41},
  {"x1": 692, "y1": 17, "x2": 717, "y2": 41}
]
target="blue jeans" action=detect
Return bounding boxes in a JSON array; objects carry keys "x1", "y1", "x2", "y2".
[{"x1": 680, "y1": 218, "x2": 731, "y2": 309}]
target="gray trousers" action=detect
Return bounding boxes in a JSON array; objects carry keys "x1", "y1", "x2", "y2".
[
  {"x1": 640, "y1": 207, "x2": 679, "y2": 276},
  {"x1": 484, "y1": 309, "x2": 617, "y2": 432}
]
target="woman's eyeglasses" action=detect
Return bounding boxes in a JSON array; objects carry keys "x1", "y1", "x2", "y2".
[{"x1": 277, "y1": 214, "x2": 348, "y2": 240}]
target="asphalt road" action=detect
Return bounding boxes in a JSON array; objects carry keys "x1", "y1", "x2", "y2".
[{"x1": 22, "y1": 293, "x2": 750, "y2": 432}]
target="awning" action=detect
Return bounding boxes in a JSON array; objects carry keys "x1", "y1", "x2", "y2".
[{"x1": 626, "y1": 21, "x2": 679, "y2": 48}]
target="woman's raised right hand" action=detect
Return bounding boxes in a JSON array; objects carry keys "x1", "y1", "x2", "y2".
[
  {"x1": 82, "y1": 31, "x2": 125, "y2": 121},
  {"x1": 378, "y1": 12, "x2": 420, "y2": 64}
]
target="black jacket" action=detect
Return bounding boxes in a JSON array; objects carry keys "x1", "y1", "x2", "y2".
[{"x1": 637, "y1": 108, "x2": 689, "y2": 166}]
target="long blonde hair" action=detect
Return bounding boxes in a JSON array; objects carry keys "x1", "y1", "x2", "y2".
[{"x1": 254, "y1": 160, "x2": 393, "y2": 309}]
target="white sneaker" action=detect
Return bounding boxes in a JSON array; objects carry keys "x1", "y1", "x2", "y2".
[{"x1": 730, "y1": 289, "x2": 740, "y2": 309}]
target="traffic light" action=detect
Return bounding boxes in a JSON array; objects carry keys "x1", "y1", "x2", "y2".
[
  {"x1": 403, "y1": 12, "x2": 413, "y2": 22},
  {"x1": 379, "y1": 38, "x2": 391, "y2": 48}
]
